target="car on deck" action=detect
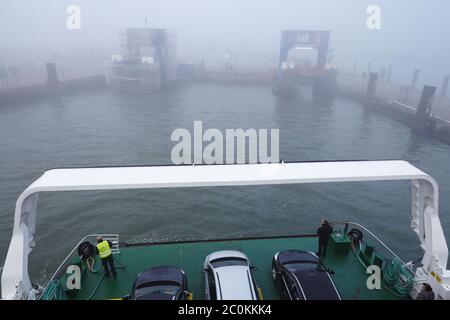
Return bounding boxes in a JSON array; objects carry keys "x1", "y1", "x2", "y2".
[
  {"x1": 130, "y1": 266, "x2": 190, "y2": 300},
  {"x1": 203, "y1": 250, "x2": 260, "y2": 300},
  {"x1": 272, "y1": 250, "x2": 341, "y2": 300}
]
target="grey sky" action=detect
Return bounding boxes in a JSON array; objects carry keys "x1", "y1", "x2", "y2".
[{"x1": 0, "y1": 0, "x2": 449, "y2": 85}]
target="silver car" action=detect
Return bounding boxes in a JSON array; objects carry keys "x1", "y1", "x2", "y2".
[{"x1": 203, "y1": 250, "x2": 260, "y2": 300}]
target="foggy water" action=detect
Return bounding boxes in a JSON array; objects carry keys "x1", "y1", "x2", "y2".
[{"x1": 1, "y1": 82, "x2": 450, "y2": 284}]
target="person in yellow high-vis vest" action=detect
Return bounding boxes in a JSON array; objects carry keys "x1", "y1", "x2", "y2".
[{"x1": 95, "y1": 236, "x2": 117, "y2": 277}]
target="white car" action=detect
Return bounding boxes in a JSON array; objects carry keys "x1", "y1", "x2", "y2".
[{"x1": 203, "y1": 250, "x2": 260, "y2": 300}]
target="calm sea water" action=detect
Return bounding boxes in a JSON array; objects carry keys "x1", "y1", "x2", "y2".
[{"x1": 1, "y1": 82, "x2": 449, "y2": 284}]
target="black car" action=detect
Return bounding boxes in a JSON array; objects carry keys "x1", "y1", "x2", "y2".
[
  {"x1": 272, "y1": 250, "x2": 341, "y2": 300},
  {"x1": 130, "y1": 266, "x2": 190, "y2": 300}
]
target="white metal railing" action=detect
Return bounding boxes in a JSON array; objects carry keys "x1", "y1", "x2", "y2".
[
  {"x1": 341, "y1": 221, "x2": 414, "y2": 273},
  {"x1": 39, "y1": 233, "x2": 120, "y2": 298}
]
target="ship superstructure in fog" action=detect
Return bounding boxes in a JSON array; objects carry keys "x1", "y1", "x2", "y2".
[{"x1": 105, "y1": 28, "x2": 177, "y2": 91}]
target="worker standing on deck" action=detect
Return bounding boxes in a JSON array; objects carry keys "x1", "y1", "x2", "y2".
[
  {"x1": 316, "y1": 219, "x2": 333, "y2": 258},
  {"x1": 96, "y1": 236, "x2": 117, "y2": 277}
]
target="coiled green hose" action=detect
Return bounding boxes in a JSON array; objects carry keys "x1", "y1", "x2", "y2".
[{"x1": 382, "y1": 258, "x2": 414, "y2": 297}]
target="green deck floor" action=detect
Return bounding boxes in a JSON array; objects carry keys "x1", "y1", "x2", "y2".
[{"x1": 63, "y1": 236, "x2": 403, "y2": 300}]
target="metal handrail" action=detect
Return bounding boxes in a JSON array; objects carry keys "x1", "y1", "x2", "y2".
[
  {"x1": 39, "y1": 233, "x2": 120, "y2": 298},
  {"x1": 343, "y1": 221, "x2": 415, "y2": 273}
]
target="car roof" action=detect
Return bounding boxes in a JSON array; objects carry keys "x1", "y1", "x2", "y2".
[
  {"x1": 292, "y1": 270, "x2": 340, "y2": 300},
  {"x1": 136, "y1": 292, "x2": 176, "y2": 300},
  {"x1": 278, "y1": 250, "x2": 319, "y2": 264},
  {"x1": 214, "y1": 266, "x2": 256, "y2": 300},
  {"x1": 207, "y1": 250, "x2": 249, "y2": 263},
  {"x1": 135, "y1": 266, "x2": 184, "y2": 288}
]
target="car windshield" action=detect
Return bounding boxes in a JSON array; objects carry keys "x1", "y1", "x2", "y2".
[
  {"x1": 284, "y1": 261, "x2": 326, "y2": 272},
  {"x1": 135, "y1": 282, "x2": 180, "y2": 298},
  {"x1": 211, "y1": 257, "x2": 248, "y2": 268}
]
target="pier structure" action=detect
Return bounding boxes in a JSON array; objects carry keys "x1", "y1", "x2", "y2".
[
  {"x1": 338, "y1": 68, "x2": 450, "y2": 144},
  {"x1": 105, "y1": 28, "x2": 177, "y2": 91}
]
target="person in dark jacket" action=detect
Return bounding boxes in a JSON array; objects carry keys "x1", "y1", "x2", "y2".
[
  {"x1": 316, "y1": 219, "x2": 333, "y2": 258},
  {"x1": 95, "y1": 236, "x2": 117, "y2": 277},
  {"x1": 416, "y1": 283, "x2": 435, "y2": 300}
]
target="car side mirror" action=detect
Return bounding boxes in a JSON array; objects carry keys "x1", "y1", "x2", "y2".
[
  {"x1": 202, "y1": 268, "x2": 208, "y2": 273},
  {"x1": 327, "y1": 269, "x2": 335, "y2": 275},
  {"x1": 250, "y1": 265, "x2": 258, "y2": 271}
]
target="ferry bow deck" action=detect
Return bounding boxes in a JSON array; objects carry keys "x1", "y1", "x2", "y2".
[
  {"x1": 58, "y1": 235, "x2": 403, "y2": 300},
  {"x1": 3, "y1": 161, "x2": 450, "y2": 300}
]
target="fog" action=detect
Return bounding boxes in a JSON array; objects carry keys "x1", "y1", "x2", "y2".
[
  {"x1": 0, "y1": 0, "x2": 449, "y2": 87},
  {"x1": 2, "y1": 1, "x2": 450, "y2": 301}
]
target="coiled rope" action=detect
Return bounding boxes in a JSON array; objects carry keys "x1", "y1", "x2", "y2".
[
  {"x1": 350, "y1": 240, "x2": 414, "y2": 298},
  {"x1": 382, "y1": 258, "x2": 414, "y2": 297}
]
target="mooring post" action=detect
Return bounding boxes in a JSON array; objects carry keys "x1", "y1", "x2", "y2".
[
  {"x1": 366, "y1": 72, "x2": 378, "y2": 98},
  {"x1": 386, "y1": 64, "x2": 392, "y2": 83},
  {"x1": 363, "y1": 72, "x2": 378, "y2": 108},
  {"x1": 46, "y1": 63, "x2": 59, "y2": 90},
  {"x1": 413, "y1": 85, "x2": 436, "y2": 133},
  {"x1": 441, "y1": 75, "x2": 449, "y2": 98}
]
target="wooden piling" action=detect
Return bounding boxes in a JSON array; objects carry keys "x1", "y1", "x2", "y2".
[{"x1": 413, "y1": 85, "x2": 436, "y2": 133}]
